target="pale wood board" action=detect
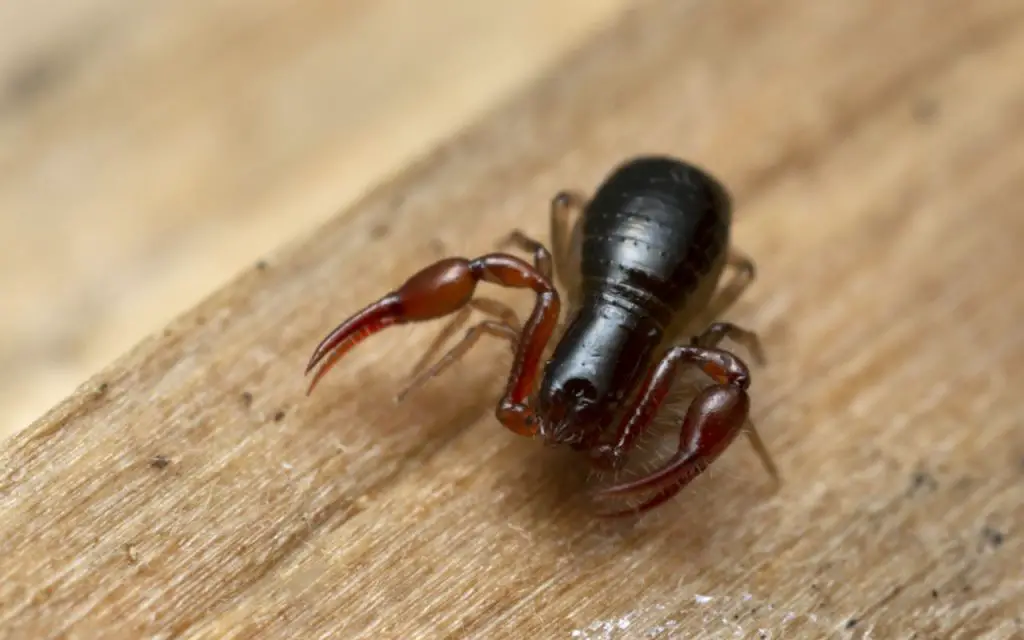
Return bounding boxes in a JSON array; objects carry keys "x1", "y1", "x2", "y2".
[
  {"x1": 0, "y1": 0, "x2": 630, "y2": 439},
  {"x1": 2, "y1": 0, "x2": 1024, "y2": 638}
]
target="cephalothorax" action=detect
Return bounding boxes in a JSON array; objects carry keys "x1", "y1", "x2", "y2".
[{"x1": 306, "y1": 155, "x2": 778, "y2": 515}]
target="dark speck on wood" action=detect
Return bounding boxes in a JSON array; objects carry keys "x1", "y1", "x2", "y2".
[
  {"x1": 908, "y1": 469, "x2": 938, "y2": 494},
  {"x1": 980, "y1": 525, "x2": 1005, "y2": 549}
]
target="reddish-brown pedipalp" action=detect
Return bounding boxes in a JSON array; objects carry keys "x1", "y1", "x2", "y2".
[
  {"x1": 306, "y1": 253, "x2": 561, "y2": 437},
  {"x1": 306, "y1": 155, "x2": 779, "y2": 516}
]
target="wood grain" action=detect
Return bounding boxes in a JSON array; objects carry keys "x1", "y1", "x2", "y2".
[
  {"x1": 3, "y1": 0, "x2": 1024, "y2": 637},
  {"x1": 0, "y1": 0, "x2": 629, "y2": 439}
]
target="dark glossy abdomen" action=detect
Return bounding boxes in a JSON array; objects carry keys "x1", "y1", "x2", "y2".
[
  {"x1": 536, "y1": 156, "x2": 733, "y2": 434},
  {"x1": 580, "y1": 155, "x2": 732, "y2": 329}
]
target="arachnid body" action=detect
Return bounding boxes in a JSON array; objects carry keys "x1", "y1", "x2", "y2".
[{"x1": 306, "y1": 155, "x2": 778, "y2": 515}]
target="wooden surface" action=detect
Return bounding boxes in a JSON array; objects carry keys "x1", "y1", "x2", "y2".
[
  {"x1": 0, "y1": 0, "x2": 629, "y2": 439},
  {"x1": 2, "y1": 0, "x2": 1024, "y2": 637}
]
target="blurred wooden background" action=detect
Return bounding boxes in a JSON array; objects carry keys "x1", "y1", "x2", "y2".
[
  {"x1": 2, "y1": 0, "x2": 1023, "y2": 638},
  {"x1": 0, "y1": 0, "x2": 630, "y2": 440}
]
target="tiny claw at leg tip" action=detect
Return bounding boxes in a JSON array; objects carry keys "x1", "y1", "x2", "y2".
[
  {"x1": 303, "y1": 357, "x2": 322, "y2": 375},
  {"x1": 305, "y1": 371, "x2": 327, "y2": 396}
]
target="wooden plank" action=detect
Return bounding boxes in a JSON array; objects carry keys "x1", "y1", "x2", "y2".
[
  {"x1": 0, "y1": 0, "x2": 629, "y2": 439},
  {"x1": 3, "y1": 0, "x2": 1024, "y2": 637}
]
